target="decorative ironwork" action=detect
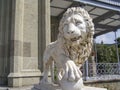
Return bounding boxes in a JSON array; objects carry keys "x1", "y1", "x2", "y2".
[{"x1": 85, "y1": 63, "x2": 120, "y2": 77}]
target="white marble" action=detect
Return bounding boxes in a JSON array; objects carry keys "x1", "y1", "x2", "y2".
[
  {"x1": 82, "y1": 86, "x2": 107, "y2": 90},
  {"x1": 38, "y1": 7, "x2": 106, "y2": 90},
  {"x1": 33, "y1": 85, "x2": 107, "y2": 90},
  {"x1": 60, "y1": 78, "x2": 84, "y2": 90}
]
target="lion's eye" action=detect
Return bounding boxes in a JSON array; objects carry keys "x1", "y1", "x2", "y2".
[
  {"x1": 64, "y1": 23, "x2": 68, "y2": 27},
  {"x1": 75, "y1": 21, "x2": 82, "y2": 26},
  {"x1": 63, "y1": 24, "x2": 68, "y2": 31}
]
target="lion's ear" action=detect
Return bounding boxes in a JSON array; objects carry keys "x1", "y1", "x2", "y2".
[
  {"x1": 58, "y1": 33, "x2": 64, "y2": 40},
  {"x1": 58, "y1": 33, "x2": 62, "y2": 38}
]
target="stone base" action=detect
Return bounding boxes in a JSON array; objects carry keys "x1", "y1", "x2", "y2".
[
  {"x1": 8, "y1": 72, "x2": 41, "y2": 87},
  {"x1": 33, "y1": 84, "x2": 107, "y2": 90},
  {"x1": 82, "y1": 86, "x2": 107, "y2": 90},
  {"x1": 0, "y1": 76, "x2": 7, "y2": 85},
  {"x1": 33, "y1": 83, "x2": 60, "y2": 90}
]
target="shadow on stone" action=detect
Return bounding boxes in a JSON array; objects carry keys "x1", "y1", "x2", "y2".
[{"x1": 32, "y1": 83, "x2": 61, "y2": 90}]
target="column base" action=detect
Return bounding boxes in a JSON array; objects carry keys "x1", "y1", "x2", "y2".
[
  {"x1": 0, "y1": 75, "x2": 7, "y2": 85},
  {"x1": 8, "y1": 71, "x2": 41, "y2": 87}
]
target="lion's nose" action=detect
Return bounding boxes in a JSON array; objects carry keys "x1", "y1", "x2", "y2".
[
  {"x1": 67, "y1": 31, "x2": 75, "y2": 34},
  {"x1": 68, "y1": 23, "x2": 76, "y2": 34},
  {"x1": 71, "y1": 31, "x2": 74, "y2": 33}
]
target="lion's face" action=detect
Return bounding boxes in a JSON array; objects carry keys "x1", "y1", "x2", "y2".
[
  {"x1": 58, "y1": 7, "x2": 94, "y2": 66},
  {"x1": 63, "y1": 14, "x2": 86, "y2": 45}
]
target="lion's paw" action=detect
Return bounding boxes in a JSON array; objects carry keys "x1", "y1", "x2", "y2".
[
  {"x1": 40, "y1": 77, "x2": 49, "y2": 84},
  {"x1": 63, "y1": 60, "x2": 82, "y2": 82}
]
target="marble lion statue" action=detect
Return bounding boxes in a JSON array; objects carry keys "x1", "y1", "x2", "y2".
[{"x1": 41, "y1": 7, "x2": 94, "y2": 89}]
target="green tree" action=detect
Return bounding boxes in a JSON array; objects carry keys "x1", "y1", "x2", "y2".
[
  {"x1": 115, "y1": 37, "x2": 120, "y2": 61},
  {"x1": 115, "y1": 37, "x2": 120, "y2": 48},
  {"x1": 96, "y1": 43, "x2": 117, "y2": 63}
]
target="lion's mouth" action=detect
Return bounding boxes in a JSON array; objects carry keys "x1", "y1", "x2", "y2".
[{"x1": 71, "y1": 36, "x2": 81, "y2": 41}]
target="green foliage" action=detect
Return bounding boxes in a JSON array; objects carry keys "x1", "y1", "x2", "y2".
[
  {"x1": 96, "y1": 44, "x2": 118, "y2": 63},
  {"x1": 95, "y1": 37, "x2": 120, "y2": 63},
  {"x1": 115, "y1": 37, "x2": 120, "y2": 48},
  {"x1": 115, "y1": 37, "x2": 120, "y2": 43}
]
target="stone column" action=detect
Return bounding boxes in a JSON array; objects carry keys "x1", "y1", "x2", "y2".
[
  {"x1": 91, "y1": 56, "x2": 97, "y2": 76},
  {"x1": 0, "y1": 0, "x2": 6, "y2": 85},
  {"x1": 0, "y1": 0, "x2": 11, "y2": 85},
  {"x1": 8, "y1": 0, "x2": 41, "y2": 87},
  {"x1": 38, "y1": 0, "x2": 51, "y2": 71}
]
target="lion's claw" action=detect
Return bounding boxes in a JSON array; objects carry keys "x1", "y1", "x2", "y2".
[{"x1": 63, "y1": 60, "x2": 82, "y2": 81}]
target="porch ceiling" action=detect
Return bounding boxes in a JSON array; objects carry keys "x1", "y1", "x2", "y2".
[{"x1": 50, "y1": 0, "x2": 120, "y2": 37}]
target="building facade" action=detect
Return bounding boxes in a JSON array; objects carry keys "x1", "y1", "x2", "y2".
[{"x1": 0, "y1": 0, "x2": 51, "y2": 87}]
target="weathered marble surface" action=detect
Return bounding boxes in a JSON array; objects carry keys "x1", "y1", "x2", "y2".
[
  {"x1": 36, "y1": 7, "x2": 107, "y2": 90},
  {"x1": 82, "y1": 86, "x2": 107, "y2": 90},
  {"x1": 33, "y1": 84, "x2": 107, "y2": 90}
]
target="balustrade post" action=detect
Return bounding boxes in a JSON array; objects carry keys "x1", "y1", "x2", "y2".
[{"x1": 114, "y1": 30, "x2": 120, "y2": 74}]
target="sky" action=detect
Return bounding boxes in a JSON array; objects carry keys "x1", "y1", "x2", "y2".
[{"x1": 95, "y1": 29, "x2": 120, "y2": 44}]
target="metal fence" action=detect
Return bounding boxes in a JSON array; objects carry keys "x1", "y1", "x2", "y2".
[{"x1": 81, "y1": 63, "x2": 120, "y2": 77}]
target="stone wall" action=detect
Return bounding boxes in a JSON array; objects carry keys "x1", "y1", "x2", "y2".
[{"x1": 84, "y1": 80, "x2": 120, "y2": 90}]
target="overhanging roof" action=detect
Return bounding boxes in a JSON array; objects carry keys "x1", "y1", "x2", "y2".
[{"x1": 50, "y1": 0, "x2": 120, "y2": 38}]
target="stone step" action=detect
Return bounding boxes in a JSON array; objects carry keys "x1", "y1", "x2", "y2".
[
  {"x1": 82, "y1": 86, "x2": 107, "y2": 90},
  {"x1": 33, "y1": 84, "x2": 107, "y2": 90}
]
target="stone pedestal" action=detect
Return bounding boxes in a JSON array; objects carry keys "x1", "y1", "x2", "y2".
[
  {"x1": 60, "y1": 78, "x2": 84, "y2": 90},
  {"x1": 82, "y1": 86, "x2": 107, "y2": 90},
  {"x1": 33, "y1": 84, "x2": 58, "y2": 90},
  {"x1": 33, "y1": 84, "x2": 107, "y2": 90}
]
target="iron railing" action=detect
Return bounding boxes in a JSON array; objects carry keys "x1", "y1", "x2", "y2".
[{"x1": 82, "y1": 63, "x2": 120, "y2": 77}]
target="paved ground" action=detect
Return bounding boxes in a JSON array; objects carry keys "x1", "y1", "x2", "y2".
[
  {"x1": 0, "y1": 85, "x2": 107, "y2": 90},
  {"x1": 0, "y1": 86, "x2": 33, "y2": 90}
]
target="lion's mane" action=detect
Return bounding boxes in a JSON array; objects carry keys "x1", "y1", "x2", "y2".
[{"x1": 58, "y1": 7, "x2": 94, "y2": 67}]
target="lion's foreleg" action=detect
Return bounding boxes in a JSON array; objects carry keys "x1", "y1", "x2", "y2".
[
  {"x1": 41, "y1": 58, "x2": 53, "y2": 84},
  {"x1": 40, "y1": 63, "x2": 49, "y2": 83},
  {"x1": 56, "y1": 68, "x2": 64, "y2": 85}
]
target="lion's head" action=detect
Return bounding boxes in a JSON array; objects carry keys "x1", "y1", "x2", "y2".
[{"x1": 58, "y1": 7, "x2": 94, "y2": 67}]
